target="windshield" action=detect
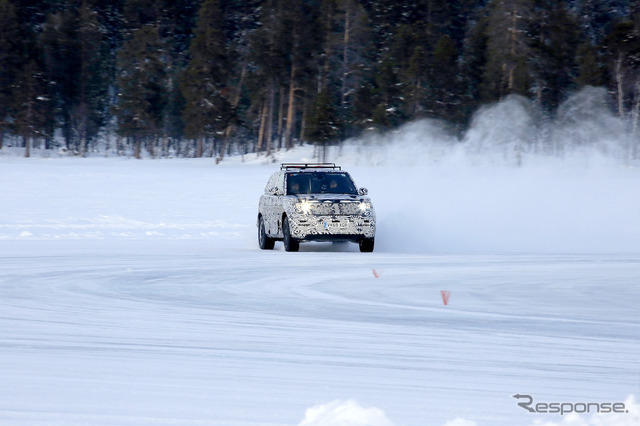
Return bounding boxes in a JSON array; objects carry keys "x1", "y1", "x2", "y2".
[{"x1": 286, "y1": 172, "x2": 358, "y2": 195}]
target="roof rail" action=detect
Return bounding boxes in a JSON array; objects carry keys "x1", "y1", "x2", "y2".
[{"x1": 281, "y1": 162, "x2": 341, "y2": 170}]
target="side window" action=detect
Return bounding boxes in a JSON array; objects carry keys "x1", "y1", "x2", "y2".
[
  {"x1": 274, "y1": 172, "x2": 285, "y2": 195},
  {"x1": 264, "y1": 173, "x2": 278, "y2": 194}
]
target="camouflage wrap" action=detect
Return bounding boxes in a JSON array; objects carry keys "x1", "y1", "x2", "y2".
[
  {"x1": 285, "y1": 195, "x2": 376, "y2": 240},
  {"x1": 258, "y1": 169, "x2": 376, "y2": 243}
]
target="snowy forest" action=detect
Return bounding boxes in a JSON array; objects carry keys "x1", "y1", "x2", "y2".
[{"x1": 1, "y1": 0, "x2": 639, "y2": 159}]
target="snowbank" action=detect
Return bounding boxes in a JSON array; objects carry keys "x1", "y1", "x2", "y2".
[
  {"x1": 297, "y1": 394, "x2": 640, "y2": 426},
  {"x1": 298, "y1": 400, "x2": 394, "y2": 426}
]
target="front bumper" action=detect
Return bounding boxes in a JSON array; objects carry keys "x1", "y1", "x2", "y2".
[{"x1": 288, "y1": 214, "x2": 376, "y2": 241}]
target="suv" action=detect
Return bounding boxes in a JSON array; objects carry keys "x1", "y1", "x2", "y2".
[{"x1": 257, "y1": 163, "x2": 376, "y2": 252}]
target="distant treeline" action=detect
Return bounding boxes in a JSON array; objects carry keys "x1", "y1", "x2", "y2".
[{"x1": 1, "y1": 0, "x2": 639, "y2": 158}]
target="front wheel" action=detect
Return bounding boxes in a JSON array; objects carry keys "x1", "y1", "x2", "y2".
[
  {"x1": 258, "y1": 216, "x2": 275, "y2": 250},
  {"x1": 282, "y1": 216, "x2": 299, "y2": 252},
  {"x1": 359, "y1": 238, "x2": 374, "y2": 252}
]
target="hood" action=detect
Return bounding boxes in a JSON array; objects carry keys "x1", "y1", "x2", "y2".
[{"x1": 293, "y1": 193, "x2": 365, "y2": 202}]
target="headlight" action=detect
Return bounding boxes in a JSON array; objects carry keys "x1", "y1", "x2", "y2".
[
  {"x1": 296, "y1": 199, "x2": 312, "y2": 214},
  {"x1": 359, "y1": 201, "x2": 371, "y2": 214}
]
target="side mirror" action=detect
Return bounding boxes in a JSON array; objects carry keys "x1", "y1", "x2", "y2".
[
  {"x1": 358, "y1": 188, "x2": 368, "y2": 196},
  {"x1": 268, "y1": 187, "x2": 279, "y2": 195}
]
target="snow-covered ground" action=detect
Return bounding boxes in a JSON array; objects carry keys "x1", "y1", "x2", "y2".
[{"x1": 1, "y1": 142, "x2": 639, "y2": 425}]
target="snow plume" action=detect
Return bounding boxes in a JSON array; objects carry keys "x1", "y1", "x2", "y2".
[
  {"x1": 319, "y1": 86, "x2": 640, "y2": 254},
  {"x1": 339, "y1": 118, "x2": 460, "y2": 167},
  {"x1": 464, "y1": 87, "x2": 631, "y2": 165},
  {"x1": 463, "y1": 94, "x2": 537, "y2": 166},
  {"x1": 337, "y1": 86, "x2": 635, "y2": 168},
  {"x1": 339, "y1": 153, "x2": 640, "y2": 254},
  {"x1": 550, "y1": 86, "x2": 631, "y2": 160}
]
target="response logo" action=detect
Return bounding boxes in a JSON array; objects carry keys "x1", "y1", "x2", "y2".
[{"x1": 512, "y1": 394, "x2": 628, "y2": 415}]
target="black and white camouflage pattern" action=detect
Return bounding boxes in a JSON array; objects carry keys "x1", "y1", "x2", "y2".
[{"x1": 257, "y1": 169, "x2": 376, "y2": 242}]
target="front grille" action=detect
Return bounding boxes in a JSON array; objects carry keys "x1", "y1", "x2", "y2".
[{"x1": 308, "y1": 201, "x2": 361, "y2": 215}]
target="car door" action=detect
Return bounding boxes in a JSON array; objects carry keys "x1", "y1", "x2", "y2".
[
  {"x1": 271, "y1": 172, "x2": 285, "y2": 236},
  {"x1": 261, "y1": 173, "x2": 276, "y2": 235},
  {"x1": 261, "y1": 172, "x2": 285, "y2": 236}
]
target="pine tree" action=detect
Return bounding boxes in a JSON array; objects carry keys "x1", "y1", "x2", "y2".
[
  {"x1": 601, "y1": 19, "x2": 640, "y2": 119},
  {"x1": 0, "y1": 0, "x2": 22, "y2": 149},
  {"x1": 122, "y1": 0, "x2": 159, "y2": 32},
  {"x1": 307, "y1": 89, "x2": 339, "y2": 143},
  {"x1": 459, "y1": 13, "x2": 489, "y2": 122},
  {"x1": 529, "y1": 1, "x2": 580, "y2": 110},
  {"x1": 3, "y1": 0, "x2": 640, "y2": 156},
  {"x1": 576, "y1": 42, "x2": 604, "y2": 88},
  {"x1": 246, "y1": 0, "x2": 290, "y2": 155},
  {"x1": 429, "y1": 34, "x2": 461, "y2": 120},
  {"x1": 351, "y1": 83, "x2": 376, "y2": 130},
  {"x1": 371, "y1": 55, "x2": 404, "y2": 129},
  {"x1": 307, "y1": 89, "x2": 340, "y2": 161},
  {"x1": 282, "y1": 0, "x2": 323, "y2": 149},
  {"x1": 40, "y1": 2, "x2": 110, "y2": 155},
  {"x1": 246, "y1": 0, "x2": 322, "y2": 153},
  {"x1": 181, "y1": 0, "x2": 233, "y2": 158},
  {"x1": 334, "y1": 0, "x2": 372, "y2": 131},
  {"x1": 405, "y1": 45, "x2": 429, "y2": 117},
  {"x1": 114, "y1": 24, "x2": 167, "y2": 158},
  {"x1": 573, "y1": 0, "x2": 629, "y2": 44},
  {"x1": 12, "y1": 60, "x2": 50, "y2": 157},
  {"x1": 482, "y1": 0, "x2": 535, "y2": 101}
]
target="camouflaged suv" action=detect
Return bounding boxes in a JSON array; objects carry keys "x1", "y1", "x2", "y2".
[{"x1": 257, "y1": 163, "x2": 376, "y2": 252}]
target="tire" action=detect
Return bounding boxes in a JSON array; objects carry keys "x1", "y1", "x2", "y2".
[
  {"x1": 282, "y1": 216, "x2": 299, "y2": 252},
  {"x1": 359, "y1": 238, "x2": 374, "y2": 252},
  {"x1": 258, "y1": 216, "x2": 275, "y2": 250}
]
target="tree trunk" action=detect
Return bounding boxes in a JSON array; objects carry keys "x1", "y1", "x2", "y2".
[
  {"x1": 175, "y1": 137, "x2": 182, "y2": 157},
  {"x1": 299, "y1": 96, "x2": 308, "y2": 144},
  {"x1": 257, "y1": 100, "x2": 268, "y2": 155},
  {"x1": 196, "y1": 135, "x2": 204, "y2": 158},
  {"x1": 631, "y1": 82, "x2": 640, "y2": 161},
  {"x1": 162, "y1": 136, "x2": 169, "y2": 157},
  {"x1": 507, "y1": 4, "x2": 517, "y2": 91},
  {"x1": 285, "y1": 64, "x2": 297, "y2": 150},
  {"x1": 266, "y1": 82, "x2": 276, "y2": 157},
  {"x1": 616, "y1": 54, "x2": 625, "y2": 118},
  {"x1": 24, "y1": 136, "x2": 30, "y2": 158},
  {"x1": 219, "y1": 63, "x2": 247, "y2": 162},
  {"x1": 148, "y1": 137, "x2": 156, "y2": 159},
  {"x1": 277, "y1": 85, "x2": 285, "y2": 149},
  {"x1": 134, "y1": 136, "x2": 141, "y2": 159},
  {"x1": 320, "y1": 3, "x2": 333, "y2": 93},
  {"x1": 80, "y1": 135, "x2": 87, "y2": 157},
  {"x1": 340, "y1": 7, "x2": 351, "y2": 109}
]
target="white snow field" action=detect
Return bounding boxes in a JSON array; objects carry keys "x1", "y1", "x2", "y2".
[{"x1": 1, "y1": 138, "x2": 640, "y2": 425}]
